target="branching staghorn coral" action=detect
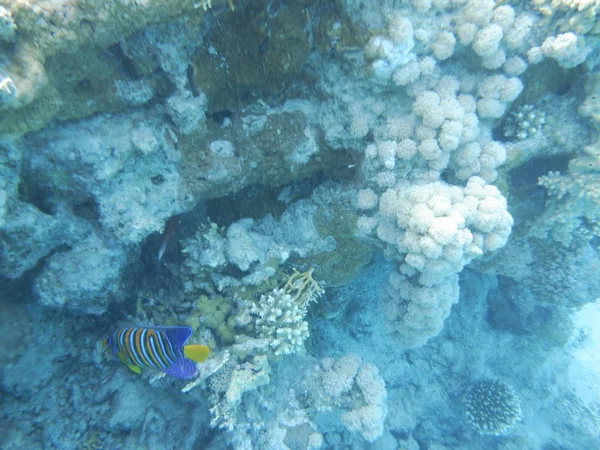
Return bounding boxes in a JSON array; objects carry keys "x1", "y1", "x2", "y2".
[{"x1": 248, "y1": 268, "x2": 323, "y2": 356}]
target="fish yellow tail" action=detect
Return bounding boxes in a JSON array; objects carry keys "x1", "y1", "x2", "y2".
[
  {"x1": 127, "y1": 364, "x2": 142, "y2": 374},
  {"x1": 183, "y1": 344, "x2": 210, "y2": 363}
]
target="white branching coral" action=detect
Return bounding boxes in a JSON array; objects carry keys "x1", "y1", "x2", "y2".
[
  {"x1": 349, "y1": 0, "x2": 535, "y2": 350},
  {"x1": 476, "y1": 74, "x2": 523, "y2": 119},
  {"x1": 454, "y1": 1, "x2": 534, "y2": 70},
  {"x1": 251, "y1": 288, "x2": 310, "y2": 355},
  {"x1": 250, "y1": 269, "x2": 323, "y2": 356},
  {"x1": 432, "y1": 31, "x2": 456, "y2": 61},
  {"x1": 385, "y1": 271, "x2": 459, "y2": 347}
]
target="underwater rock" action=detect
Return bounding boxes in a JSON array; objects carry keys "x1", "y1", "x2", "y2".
[
  {"x1": 578, "y1": 72, "x2": 600, "y2": 130},
  {"x1": 108, "y1": 381, "x2": 149, "y2": 431},
  {"x1": 309, "y1": 188, "x2": 373, "y2": 288},
  {"x1": 487, "y1": 276, "x2": 573, "y2": 346},
  {"x1": 0, "y1": 0, "x2": 230, "y2": 136},
  {"x1": 225, "y1": 355, "x2": 270, "y2": 406},
  {"x1": 33, "y1": 232, "x2": 126, "y2": 315},
  {"x1": 0, "y1": 203, "x2": 82, "y2": 279},
  {"x1": 190, "y1": 0, "x2": 310, "y2": 112},
  {"x1": 23, "y1": 108, "x2": 191, "y2": 246},
  {"x1": 486, "y1": 277, "x2": 535, "y2": 335}
]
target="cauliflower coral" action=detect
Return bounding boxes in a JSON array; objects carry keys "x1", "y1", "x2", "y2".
[{"x1": 379, "y1": 176, "x2": 513, "y2": 286}]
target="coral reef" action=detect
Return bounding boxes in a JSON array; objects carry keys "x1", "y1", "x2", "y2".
[
  {"x1": 536, "y1": 168, "x2": 600, "y2": 246},
  {"x1": 0, "y1": 5, "x2": 16, "y2": 42},
  {"x1": 2, "y1": 0, "x2": 600, "y2": 449},
  {"x1": 188, "y1": 295, "x2": 236, "y2": 344}
]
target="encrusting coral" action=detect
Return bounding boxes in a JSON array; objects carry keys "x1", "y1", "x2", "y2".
[{"x1": 578, "y1": 72, "x2": 600, "y2": 130}]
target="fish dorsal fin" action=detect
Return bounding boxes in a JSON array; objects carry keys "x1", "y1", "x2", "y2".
[
  {"x1": 183, "y1": 345, "x2": 210, "y2": 363},
  {"x1": 151, "y1": 326, "x2": 192, "y2": 347}
]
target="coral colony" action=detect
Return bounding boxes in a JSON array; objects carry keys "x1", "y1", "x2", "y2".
[
  {"x1": 1, "y1": 1, "x2": 600, "y2": 449},
  {"x1": 464, "y1": 379, "x2": 522, "y2": 435}
]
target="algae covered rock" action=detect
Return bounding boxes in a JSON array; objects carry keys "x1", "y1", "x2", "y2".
[
  {"x1": 299, "y1": 184, "x2": 373, "y2": 289},
  {"x1": 23, "y1": 108, "x2": 191, "y2": 245},
  {"x1": 33, "y1": 232, "x2": 126, "y2": 315},
  {"x1": 578, "y1": 72, "x2": 600, "y2": 130},
  {"x1": 191, "y1": 0, "x2": 310, "y2": 111},
  {"x1": 311, "y1": 201, "x2": 373, "y2": 288},
  {"x1": 0, "y1": 0, "x2": 220, "y2": 136}
]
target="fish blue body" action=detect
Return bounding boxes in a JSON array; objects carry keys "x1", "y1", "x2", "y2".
[{"x1": 103, "y1": 326, "x2": 209, "y2": 379}]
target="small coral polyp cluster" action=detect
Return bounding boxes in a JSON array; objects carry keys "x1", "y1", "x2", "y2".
[
  {"x1": 464, "y1": 379, "x2": 522, "y2": 435},
  {"x1": 504, "y1": 104, "x2": 546, "y2": 140}
]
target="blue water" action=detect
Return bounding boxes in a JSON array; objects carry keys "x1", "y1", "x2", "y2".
[{"x1": 1, "y1": 1, "x2": 599, "y2": 449}]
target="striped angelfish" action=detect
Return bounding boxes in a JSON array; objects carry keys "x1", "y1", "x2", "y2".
[{"x1": 102, "y1": 326, "x2": 209, "y2": 379}]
